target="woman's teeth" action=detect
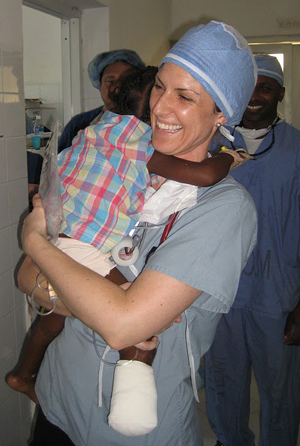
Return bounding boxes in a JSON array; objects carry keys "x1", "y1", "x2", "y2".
[{"x1": 157, "y1": 121, "x2": 182, "y2": 132}]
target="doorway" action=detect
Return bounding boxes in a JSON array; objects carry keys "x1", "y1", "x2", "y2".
[
  {"x1": 23, "y1": 6, "x2": 64, "y2": 131},
  {"x1": 22, "y1": 5, "x2": 82, "y2": 131}
]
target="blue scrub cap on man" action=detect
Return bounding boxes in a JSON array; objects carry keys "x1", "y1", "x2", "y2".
[
  {"x1": 88, "y1": 49, "x2": 145, "y2": 89},
  {"x1": 159, "y1": 21, "x2": 257, "y2": 127},
  {"x1": 255, "y1": 54, "x2": 284, "y2": 86}
]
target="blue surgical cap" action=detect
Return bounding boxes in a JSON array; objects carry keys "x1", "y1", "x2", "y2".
[
  {"x1": 159, "y1": 21, "x2": 257, "y2": 126},
  {"x1": 88, "y1": 49, "x2": 145, "y2": 89},
  {"x1": 255, "y1": 54, "x2": 284, "y2": 86}
]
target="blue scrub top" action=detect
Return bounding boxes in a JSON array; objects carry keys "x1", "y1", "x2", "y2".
[
  {"x1": 211, "y1": 120, "x2": 300, "y2": 316},
  {"x1": 35, "y1": 177, "x2": 257, "y2": 446}
]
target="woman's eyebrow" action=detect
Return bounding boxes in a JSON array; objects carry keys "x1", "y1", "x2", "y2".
[
  {"x1": 156, "y1": 74, "x2": 200, "y2": 95},
  {"x1": 175, "y1": 87, "x2": 200, "y2": 95}
]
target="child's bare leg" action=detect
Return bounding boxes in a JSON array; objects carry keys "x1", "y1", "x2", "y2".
[{"x1": 6, "y1": 313, "x2": 65, "y2": 404}]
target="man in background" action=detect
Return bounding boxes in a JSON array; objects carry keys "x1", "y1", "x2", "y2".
[
  {"x1": 58, "y1": 49, "x2": 145, "y2": 152},
  {"x1": 206, "y1": 54, "x2": 300, "y2": 446}
]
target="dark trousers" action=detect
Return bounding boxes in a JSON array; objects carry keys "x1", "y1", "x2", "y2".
[{"x1": 30, "y1": 408, "x2": 75, "y2": 446}]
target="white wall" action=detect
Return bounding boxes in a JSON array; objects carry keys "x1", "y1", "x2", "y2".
[
  {"x1": 168, "y1": 0, "x2": 300, "y2": 129},
  {"x1": 109, "y1": 0, "x2": 171, "y2": 66},
  {"x1": 23, "y1": 6, "x2": 62, "y2": 84},
  {"x1": 169, "y1": 0, "x2": 300, "y2": 40},
  {"x1": 81, "y1": 0, "x2": 171, "y2": 113},
  {"x1": 292, "y1": 45, "x2": 300, "y2": 129},
  {"x1": 0, "y1": 0, "x2": 32, "y2": 444},
  {"x1": 81, "y1": 7, "x2": 109, "y2": 112},
  {"x1": 23, "y1": 6, "x2": 63, "y2": 130}
]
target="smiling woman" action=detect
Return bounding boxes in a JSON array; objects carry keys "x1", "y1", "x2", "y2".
[
  {"x1": 150, "y1": 64, "x2": 227, "y2": 160},
  {"x1": 18, "y1": 21, "x2": 258, "y2": 446}
]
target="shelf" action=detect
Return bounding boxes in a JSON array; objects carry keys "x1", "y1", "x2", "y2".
[{"x1": 26, "y1": 132, "x2": 52, "y2": 139}]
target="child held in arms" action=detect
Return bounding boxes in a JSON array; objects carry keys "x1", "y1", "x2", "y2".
[{"x1": 8, "y1": 66, "x2": 249, "y2": 436}]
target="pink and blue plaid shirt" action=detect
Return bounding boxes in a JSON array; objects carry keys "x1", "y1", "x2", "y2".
[{"x1": 58, "y1": 111, "x2": 154, "y2": 253}]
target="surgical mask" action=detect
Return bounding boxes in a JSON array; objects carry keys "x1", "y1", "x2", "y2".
[
  {"x1": 235, "y1": 125, "x2": 272, "y2": 140},
  {"x1": 140, "y1": 180, "x2": 198, "y2": 225},
  {"x1": 235, "y1": 116, "x2": 281, "y2": 141}
]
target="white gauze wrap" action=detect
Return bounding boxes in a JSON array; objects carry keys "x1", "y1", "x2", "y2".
[{"x1": 108, "y1": 360, "x2": 158, "y2": 436}]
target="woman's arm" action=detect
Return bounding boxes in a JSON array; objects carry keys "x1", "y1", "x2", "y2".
[
  {"x1": 18, "y1": 256, "x2": 73, "y2": 317},
  {"x1": 20, "y1": 195, "x2": 201, "y2": 350},
  {"x1": 147, "y1": 149, "x2": 237, "y2": 186},
  {"x1": 18, "y1": 250, "x2": 128, "y2": 317}
]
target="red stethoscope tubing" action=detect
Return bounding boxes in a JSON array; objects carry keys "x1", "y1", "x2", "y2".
[{"x1": 159, "y1": 211, "x2": 179, "y2": 245}]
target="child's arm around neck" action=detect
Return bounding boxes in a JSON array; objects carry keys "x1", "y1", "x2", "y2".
[{"x1": 147, "y1": 149, "x2": 237, "y2": 187}]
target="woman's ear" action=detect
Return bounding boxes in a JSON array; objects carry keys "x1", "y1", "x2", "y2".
[{"x1": 216, "y1": 113, "x2": 227, "y2": 127}]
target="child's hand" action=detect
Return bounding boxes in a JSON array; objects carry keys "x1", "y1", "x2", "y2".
[{"x1": 220, "y1": 147, "x2": 253, "y2": 169}]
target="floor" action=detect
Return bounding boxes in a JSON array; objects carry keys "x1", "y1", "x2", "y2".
[{"x1": 197, "y1": 372, "x2": 300, "y2": 446}]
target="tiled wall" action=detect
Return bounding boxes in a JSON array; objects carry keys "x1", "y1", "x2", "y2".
[{"x1": 0, "y1": 0, "x2": 33, "y2": 444}]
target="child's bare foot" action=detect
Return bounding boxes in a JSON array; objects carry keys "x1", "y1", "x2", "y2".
[{"x1": 6, "y1": 373, "x2": 39, "y2": 405}]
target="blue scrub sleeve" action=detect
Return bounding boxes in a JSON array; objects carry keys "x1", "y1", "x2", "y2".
[{"x1": 145, "y1": 178, "x2": 257, "y2": 313}]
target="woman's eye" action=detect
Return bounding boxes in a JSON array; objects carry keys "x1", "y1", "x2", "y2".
[
  {"x1": 179, "y1": 94, "x2": 192, "y2": 102},
  {"x1": 153, "y1": 83, "x2": 162, "y2": 90}
]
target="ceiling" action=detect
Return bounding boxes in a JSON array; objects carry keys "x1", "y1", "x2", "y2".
[{"x1": 23, "y1": 0, "x2": 108, "y2": 19}]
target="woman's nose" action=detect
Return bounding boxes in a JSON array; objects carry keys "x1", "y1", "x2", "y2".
[{"x1": 152, "y1": 91, "x2": 171, "y2": 116}]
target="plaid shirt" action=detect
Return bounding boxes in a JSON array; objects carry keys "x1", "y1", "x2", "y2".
[{"x1": 58, "y1": 111, "x2": 154, "y2": 253}]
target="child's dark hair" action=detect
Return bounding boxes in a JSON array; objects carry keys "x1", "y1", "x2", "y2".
[{"x1": 113, "y1": 66, "x2": 158, "y2": 124}]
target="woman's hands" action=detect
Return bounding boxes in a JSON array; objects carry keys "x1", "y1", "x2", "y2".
[
  {"x1": 120, "y1": 316, "x2": 182, "y2": 366},
  {"x1": 134, "y1": 315, "x2": 182, "y2": 351},
  {"x1": 17, "y1": 256, "x2": 73, "y2": 317},
  {"x1": 21, "y1": 194, "x2": 47, "y2": 255}
]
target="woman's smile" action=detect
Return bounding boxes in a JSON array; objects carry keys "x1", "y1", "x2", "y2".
[
  {"x1": 150, "y1": 63, "x2": 226, "y2": 161},
  {"x1": 156, "y1": 120, "x2": 183, "y2": 133}
]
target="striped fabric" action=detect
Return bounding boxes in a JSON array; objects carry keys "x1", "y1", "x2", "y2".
[{"x1": 58, "y1": 111, "x2": 154, "y2": 253}]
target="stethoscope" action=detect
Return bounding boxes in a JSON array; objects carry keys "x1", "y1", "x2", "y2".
[
  {"x1": 29, "y1": 215, "x2": 179, "y2": 318},
  {"x1": 110, "y1": 212, "x2": 179, "y2": 266},
  {"x1": 94, "y1": 211, "x2": 179, "y2": 368},
  {"x1": 230, "y1": 122, "x2": 276, "y2": 158}
]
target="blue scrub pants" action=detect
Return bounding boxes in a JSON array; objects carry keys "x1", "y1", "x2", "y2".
[{"x1": 205, "y1": 307, "x2": 300, "y2": 446}]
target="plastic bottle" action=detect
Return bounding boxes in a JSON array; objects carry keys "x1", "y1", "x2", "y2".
[{"x1": 34, "y1": 115, "x2": 44, "y2": 135}]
